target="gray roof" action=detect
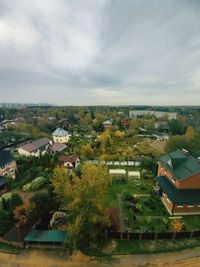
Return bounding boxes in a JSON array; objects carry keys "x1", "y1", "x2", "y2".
[
  {"x1": 0, "y1": 150, "x2": 13, "y2": 168},
  {"x1": 52, "y1": 128, "x2": 68, "y2": 137},
  {"x1": 19, "y1": 137, "x2": 50, "y2": 153}
]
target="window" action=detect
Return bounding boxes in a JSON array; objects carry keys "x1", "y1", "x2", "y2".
[
  {"x1": 177, "y1": 205, "x2": 183, "y2": 208},
  {"x1": 188, "y1": 205, "x2": 193, "y2": 208}
]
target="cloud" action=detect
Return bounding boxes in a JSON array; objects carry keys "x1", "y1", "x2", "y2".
[{"x1": 0, "y1": 0, "x2": 200, "y2": 105}]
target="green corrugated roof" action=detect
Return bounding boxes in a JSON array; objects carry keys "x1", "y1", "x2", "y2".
[
  {"x1": 159, "y1": 149, "x2": 200, "y2": 180},
  {"x1": 24, "y1": 230, "x2": 68, "y2": 243},
  {"x1": 157, "y1": 176, "x2": 200, "y2": 205}
]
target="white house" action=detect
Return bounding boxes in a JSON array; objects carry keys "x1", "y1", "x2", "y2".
[
  {"x1": 18, "y1": 137, "x2": 51, "y2": 157},
  {"x1": 52, "y1": 128, "x2": 70, "y2": 144}
]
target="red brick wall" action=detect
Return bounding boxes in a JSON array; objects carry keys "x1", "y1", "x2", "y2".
[
  {"x1": 157, "y1": 163, "x2": 200, "y2": 189},
  {"x1": 173, "y1": 204, "x2": 200, "y2": 214}
]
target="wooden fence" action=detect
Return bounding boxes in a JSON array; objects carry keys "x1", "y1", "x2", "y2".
[{"x1": 106, "y1": 230, "x2": 200, "y2": 240}]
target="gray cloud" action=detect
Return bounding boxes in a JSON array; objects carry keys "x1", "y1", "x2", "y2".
[{"x1": 0, "y1": 0, "x2": 200, "y2": 105}]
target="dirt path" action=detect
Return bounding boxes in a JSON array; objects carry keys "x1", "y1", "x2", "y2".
[{"x1": 1, "y1": 247, "x2": 200, "y2": 267}]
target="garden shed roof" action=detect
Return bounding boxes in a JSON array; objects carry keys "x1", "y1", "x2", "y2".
[
  {"x1": 24, "y1": 230, "x2": 68, "y2": 243},
  {"x1": 157, "y1": 176, "x2": 200, "y2": 205}
]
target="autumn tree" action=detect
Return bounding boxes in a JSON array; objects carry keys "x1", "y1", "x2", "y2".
[
  {"x1": 14, "y1": 201, "x2": 36, "y2": 225},
  {"x1": 80, "y1": 144, "x2": 93, "y2": 159},
  {"x1": 50, "y1": 167, "x2": 70, "y2": 205},
  {"x1": 185, "y1": 126, "x2": 195, "y2": 140},
  {"x1": 114, "y1": 130, "x2": 124, "y2": 138},
  {"x1": 100, "y1": 129, "x2": 113, "y2": 153},
  {"x1": 51, "y1": 163, "x2": 110, "y2": 248}
]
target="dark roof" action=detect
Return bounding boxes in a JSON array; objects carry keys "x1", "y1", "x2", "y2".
[
  {"x1": 157, "y1": 176, "x2": 200, "y2": 205},
  {"x1": 49, "y1": 143, "x2": 67, "y2": 153},
  {"x1": 0, "y1": 176, "x2": 6, "y2": 187},
  {"x1": 19, "y1": 137, "x2": 50, "y2": 153},
  {"x1": 24, "y1": 230, "x2": 68, "y2": 243},
  {"x1": 59, "y1": 154, "x2": 79, "y2": 164},
  {"x1": 159, "y1": 149, "x2": 200, "y2": 180},
  {"x1": 0, "y1": 149, "x2": 13, "y2": 168}
]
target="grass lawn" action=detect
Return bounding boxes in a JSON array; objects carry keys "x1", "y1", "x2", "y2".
[
  {"x1": 113, "y1": 238, "x2": 200, "y2": 254},
  {"x1": 0, "y1": 242, "x2": 21, "y2": 254},
  {"x1": 84, "y1": 238, "x2": 200, "y2": 256},
  {"x1": 183, "y1": 215, "x2": 200, "y2": 231}
]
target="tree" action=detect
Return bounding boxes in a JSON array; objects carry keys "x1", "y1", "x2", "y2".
[
  {"x1": 51, "y1": 163, "x2": 110, "y2": 248},
  {"x1": 50, "y1": 167, "x2": 71, "y2": 205},
  {"x1": 165, "y1": 136, "x2": 189, "y2": 153},
  {"x1": 30, "y1": 192, "x2": 57, "y2": 219},
  {"x1": 100, "y1": 129, "x2": 113, "y2": 153},
  {"x1": 14, "y1": 201, "x2": 36, "y2": 225},
  {"x1": 0, "y1": 210, "x2": 13, "y2": 236},
  {"x1": 80, "y1": 144, "x2": 93, "y2": 159},
  {"x1": 114, "y1": 130, "x2": 124, "y2": 138},
  {"x1": 168, "y1": 119, "x2": 185, "y2": 135},
  {"x1": 185, "y1": 126, "x2": 196, "y2": 140}
]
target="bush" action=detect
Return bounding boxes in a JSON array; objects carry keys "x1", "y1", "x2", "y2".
[
  {"x1": 22, "y1": 183, "x2": 32, "y2": 192},
  {"x1": 30, "y1": 177, "x2": 46, "y2": 191}
]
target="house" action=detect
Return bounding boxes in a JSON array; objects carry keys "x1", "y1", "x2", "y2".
[
  {"x1": 18, "y1": 137, "x2": 51, "y2": 157},
  {"x1": 49, "y1": 143, "x2": 67, "y2": 154},
  {"x1": 52, "y1": 128, "x2": 70, "y2": 144},
  {"x1": 121, "y1": 118, "x2": 131, "y2": 128},
  {"x1": 59, "y1": 154, "x2": 80, "y2": 168},
  {"x1": 129, "y1": 110, "x2": 177, "y2": 120},
  {"x1": 156, "y1": 149, "x2": 200, "y2": 215},
  {"x1": 102, "y1": 120, "x2": 113, "y2": 130},
  {"x1": 0, "y1": 149, "x2": 17, "y2": 178}
]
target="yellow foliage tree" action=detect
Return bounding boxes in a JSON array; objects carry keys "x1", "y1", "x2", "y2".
[{"x1": 14, "y1": 201, "x2": 36, "y2": 225}]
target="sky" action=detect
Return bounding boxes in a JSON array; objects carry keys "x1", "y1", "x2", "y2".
[{"x1": 0, "y1": 0, "x2": 200, "y2": 105}]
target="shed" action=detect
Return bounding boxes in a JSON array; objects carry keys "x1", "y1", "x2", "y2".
[
  {"x1": 109, "y1": 169, "x2": 126, "y2": 177},
  {"x1": 128, "y1": 171, "x2": 140, "y2": 179},
  {"x1": 24, "y1": 230, "x2": 68, "y2": 245}
]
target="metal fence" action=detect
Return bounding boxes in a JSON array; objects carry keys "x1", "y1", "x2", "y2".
[{"x1": 88, "y1": 160, "x2": 141, "y2": 167}]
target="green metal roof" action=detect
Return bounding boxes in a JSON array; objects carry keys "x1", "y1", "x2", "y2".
[
  {"x1": 159, "y1": 149, "x2": 200, "y2": 180},
  {"x1": 24, "y1": 230, "x2": 68, "y2": 243},
  {"x1": 157, "y1": 176, "x2": 200, "y2": 205}
]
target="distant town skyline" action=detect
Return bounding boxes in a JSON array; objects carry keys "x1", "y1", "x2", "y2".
[{"x1": 0, "y1": 0, "x2": 200, "y2": 105}]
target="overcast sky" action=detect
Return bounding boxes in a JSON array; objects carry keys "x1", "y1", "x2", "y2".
[{"x1": 0, "y1": 0, "x2": 200, "y2": 105}]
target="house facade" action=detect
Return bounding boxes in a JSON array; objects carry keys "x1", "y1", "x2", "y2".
[
  {"x1": 52, "y1": 128, "x2": 69, "y2": 144},
  {"x1": 0, "y1": 149, "x2": 17, "y2": 178},
  {"x1": 102, "y1": 120, "x2": 113, "y2": 130},
  {"x1": 18, "y1": 137, "x2": 51, "y2": 157},
  {"x1": 156, "y1": 149, "x2": 200, "y2": 215},
  {"x1": 59, "y1": 154, "x2": 80, "y2": 169}
]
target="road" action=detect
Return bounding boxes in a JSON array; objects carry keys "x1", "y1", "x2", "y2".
[{"x1": 1, "y1": 248, "x2": 200, "y2": 267}]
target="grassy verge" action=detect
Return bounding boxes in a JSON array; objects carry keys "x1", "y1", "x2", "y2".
[
  {"x1": 84, "y1": 238, "x2": 200, "y2": 256},
  {"x1": 0, "y1": 242, "x2": 21, "y2": 254}
]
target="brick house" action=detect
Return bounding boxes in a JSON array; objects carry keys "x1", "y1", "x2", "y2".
[
  {"x1": 156, "y1": 149, "x2": 200, "y2": 215},
  {"x1": 0, "y1": 149, "x2": 17, "y2": 179}
]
